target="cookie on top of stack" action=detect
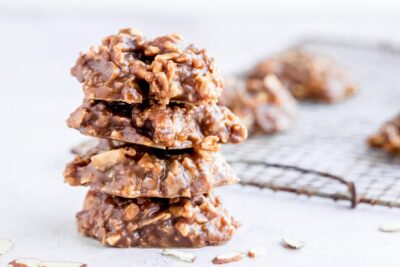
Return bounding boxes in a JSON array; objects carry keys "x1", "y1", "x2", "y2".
[{"x1": 64, "y1": 28, "x2": 247, "y2": 248}]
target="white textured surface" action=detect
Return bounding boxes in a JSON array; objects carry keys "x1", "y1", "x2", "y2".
[{"x1": 0, "y1": 4, "x2": 400, "y2": 267}]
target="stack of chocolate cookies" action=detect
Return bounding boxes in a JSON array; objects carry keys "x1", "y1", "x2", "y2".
[{"x1": 64, "y1": 29, "x2": 248, "y2": 248}]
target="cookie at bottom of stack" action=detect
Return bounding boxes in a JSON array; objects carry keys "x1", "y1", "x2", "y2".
[{"x1": 77, "y1": 191, "x2": 239, "y2": 248}]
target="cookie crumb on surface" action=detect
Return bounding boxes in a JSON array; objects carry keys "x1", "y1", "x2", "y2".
[{"x1": 212, "y1": 251, "x2": 244, "y2": 264}]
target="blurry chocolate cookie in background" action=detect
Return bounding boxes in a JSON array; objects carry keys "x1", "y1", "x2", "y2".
[
  {"x1": 247, "y1": 48, "x2": 358, "y2": 103},
  {"x1": 220, "y1": 74, "x2": 297, "y2": 134},
  {"x1": 369, "y1": 113, "x2": 400, "y2": 155}
]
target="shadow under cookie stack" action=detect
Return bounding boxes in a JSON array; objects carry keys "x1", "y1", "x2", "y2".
[{"x1": 64, "y1": 29, "x2": 247, "y2": 248}]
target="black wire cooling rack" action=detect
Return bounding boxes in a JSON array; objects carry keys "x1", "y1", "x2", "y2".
[{"x1": 222, "y1": 40, "x2": 400, "y2": 208}]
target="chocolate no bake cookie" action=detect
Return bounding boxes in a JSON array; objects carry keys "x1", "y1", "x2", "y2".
[
  {"x1": 220, "y1": 75, "x2": 297, "y2": 134},
  {"x1": 64, "y1": 140, "x2": 239, "y2": 198},
  {"x1": 77, "y1": 191, "x2": 239, "y2": 248},
  {"x1": 247, "y1": 49, "x2": 357, "y2": 103},
  {"x1": 71, "y1": 29, "x2": 223, "y2": 105},
  {"x1": 67, "y1": 100, "x2": 247, "y2": 151},
  {"x1": 369, "y1": 113, "x2": 400, "y2": 154}
]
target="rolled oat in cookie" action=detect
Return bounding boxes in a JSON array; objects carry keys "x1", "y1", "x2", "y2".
[
  {"x1": 64, "y1": 139, "x2": 239, "y2": 198},
  {"x1": 67, "y1": 100, "x2": 247, "y2": 151},
  {"x1": 76, "y1": 191, "x2": 239, "y2": 248},
  {"x1": 71, "y1": 28, "x2": 223, "y2": 105}
]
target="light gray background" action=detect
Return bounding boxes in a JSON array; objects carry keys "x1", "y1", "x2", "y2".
[{"x1": 0, "y1": 1, "x2": 400, "y2": 266}]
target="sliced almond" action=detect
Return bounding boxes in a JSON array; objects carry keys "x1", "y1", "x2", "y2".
[
  {"x1": 90, "y1": 149, "x2": 127, "y2": 171},
  {"x1": 379, "y1": 222, "x2": 400, "y2": 233},
  {"x1": 247, "y1": 246, "x2": 266, "y2": 258},
  {"x1": 0, "y1": 239, "x2": 12, "y2": 255},
  {"x1": 212, "y1": 251, "x2": 244, "y2": 264},
  {"x1": 41, "y1": 261, "x2": 87, "y2": 267},
  {"x1": 8, "y1": 258, "x2": 42, "y2": 267},
  {"x1": 161, "y1": 249, "x2": 196, "y2": 263},
  {"x1": 8, "y1": 259, "x2": 87, "y2": 267},
  {"x1": 282, "y1": 238, "x2": 305, "y2": 249}
]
